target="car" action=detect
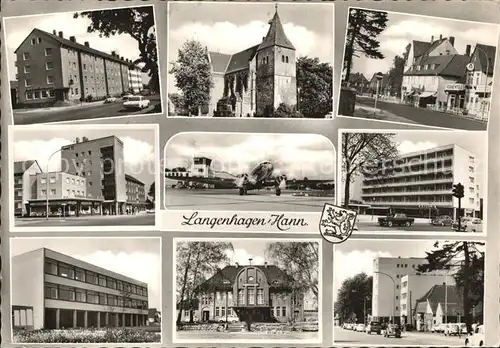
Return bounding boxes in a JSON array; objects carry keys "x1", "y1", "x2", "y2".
[
  {"x1": 432, "y1": 215, "x2": 453, "y2": 226},
  {"x1": 122, "y1": 94, "x2": 135, "y2": 101},
  {"x1": 467, "y1": 218, "x2": 483, "y2": 232},
  {"x1": 378, "y1": 213, "x2": 415, "y2": 227},
  {"x1": 458, "y1": 323, "x2": 468, "y2": 335},
  {"x1": 356, "y1": 324, "x2": 365, "y2": 332},
  {"x1": 444, "y1": 323, "x2": 461, "y2": 336},
  {"x1": 451, "y1": 217, "x2": 472, "y2": 231},
  {"x1": 464, "y1": 325, "x2": 484, "y2": 347},
  {"x1": 384, "y1": 324, "x2": 402, "y2": 338},
  {"x1": 104, "y1": 96, "x2": 117, "y2": 103},
  {"x1": 216, "y1": 314, "x2": 239, "y2": 323},
  {"x1": 123, "y1": 95, "x2": 151, "y2": 110},
  {"x1": 366, "y1": 321, "x2": 382, "y2": 334}
]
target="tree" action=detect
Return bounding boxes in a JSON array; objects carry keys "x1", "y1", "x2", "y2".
[
  {"x1": 74, "y1": 7, "x2": 159, "y2": 92},
  {"x1": 176, "y1": 241, "x2": 234, "y2": 325},
  {"x1": 274, "y1": 103, "x2": 303, "y2": 118},
  {"x1": 168, "y1": 93, "x2": 186, "y2": 116},
  {"x1": 265, "y1": 242, "x2": 319, "y2": 301},
  {"x1": 148, "y1": 182, "x2": 155, "y2": 202},
  {"x1": 343, "y1": 8, "x2": 388, "y2": 82},
  {"x1": 336, "y1": 273, "x2": 372, "y2": 323},
  {"x1": 417, "y1": 241, "x2": 485, "y2": 333},
  {"x1": 297, "y1": 57, "x2": 333, "y2": 118},
  {"x1": 341, "y1": 133, "x2": 399, "y2": 208},
  {"x1": 170, "y1": 40, "x2": 213, "y2": 116},
  {"x1": 387, "y1": 44, "x2": 411, "y2": 97}
]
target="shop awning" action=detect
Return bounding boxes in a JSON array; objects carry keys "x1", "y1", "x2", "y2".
[{"x1": 419, "y1": 91, "x2": 437, "y2": 98}]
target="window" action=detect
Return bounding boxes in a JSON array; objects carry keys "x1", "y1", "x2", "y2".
[
  {"x1": 117, "y1": 280, "x2": 123, "y2": 291},
  {"x1": 397, "y1": 264, "x2": 399, "y2": 268},
  {"x1": 76, "y1": 288, "x2": 86, "y2": 302},
  {"x1": 44, "y1": 48, "x2": 52, "y2": 56},
  {"x1": 49, "y1": 177, "x2": 56, "y2": 184},
  {"x1": 86, "y1": 271, "x2": 98, "y2": 285},
  {"x1": 98, "y1": 275, "x2": 106, "y2": 287},
  {"x1": 86, "y1": 290, "x2": 98, "y2": 304},
  {"x1": 396, "y1": 285, "x2": 400, "y2": 289},
  {"x1": 24, "y1": 65, "x2": 31, "y2": 73},
  {"x1": 83, "y1": 64, "x2": 87, "y2": 70},
  {"x1": 221, "y1": 307, "x2": 226, "y2": 317},
  {"x1": 286, "y1": 56, "x2": 289, "y2": 63},
  {"x1": 257, "y1": 289, "x2": 264, "y2": 305},
  {"x1": 45, "y1": 259, "x2": 58, "y2": 275},
  {"x1": 45, "y1": 61, "x2": 53, "y2": 70},
  {"x1": 216, "y1": 307, "x2": 220, "y2": 317},
  {"x1": 47, "y1": 75, "x2": 55, "y2": 84},
  {"x1": 31, "y1": 38, "x2": 37, "y2": 45},
  {"x1": 276, "y1": 306, "x2": 281, "y2": 316},
  {"x1": 42, "y1": 90, "x2": 48, "y2": 98},
  {"x1": 247, "y1": 288, "x2": 255, "y2": 305},
  {"x1": 108, "y1": 294, "x2": 117, "y2": 306},
  {"x1": 107, "y1": 278, "x2": 116, "y2": 289},
  {"x1": 282, "y1": 306, "x2": 286, "y2": 317},
  {"x1": 58, "y1": 263, "x2": 74, "y2": 278},
  {"x1": 75, "y1": 268, "x2": 85, "y2": 282},
  {"x1": 41, "y1": 189, "x2": 47, "y2": 196},
  {"x1": 34, "y1": 91, "x2": 41, "y2": 99},
  {"x1": 23, "y1": 52, "x2": 30, "y2": 60},
  {"x1": 59, "y1": 285, "x2": 76, "y2": 301},
  {"x1": 396, "y1": 306, "x2": 399, "y2": 311},
  {"x1": 238, "y1": 289, "x2": 244, "y2": 305},
  {"x1": 281, "y1": 55, "x2": 285, "y2": 62},
  {"x1": 25, "y1": 79, "x2": 32, "y2": 87},
  {"x1": 99, "y1": 293, "x2": 107, "y2": 305},
  {"x1": 88, "y1": 150, "x2": 92, "y2": 155},
  {"x1": 50, "y1": 189, "x2": 56, "y2": 195},
  {"x1": 45, "y1": 283, "x2": 58, "y2": 299}
]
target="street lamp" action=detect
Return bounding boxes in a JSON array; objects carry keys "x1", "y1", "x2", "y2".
[
  {"x1": 374, "y1": 271, "x2": 396, "y2": 324},
  {"x1": 46, "y1": 148, "x2": 63, "y2": 220},
  {"x1": 472, "y1": 46, "x2": 490, "y2": 120}
]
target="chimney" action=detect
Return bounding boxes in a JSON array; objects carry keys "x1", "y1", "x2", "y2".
[
  {"x1": 84, "y1": 41, "x2": 89, "y2": 47},
  {"x1": 466, "y1": 44, "x2": 471, "y2": 57},
  {"x1": 249, "y1": 258, "x2": 253, "y2": 265},
  {"x1": 111, "y1": 51, "x2": 116, "y2": 57},
  {"x1": 58, "y1": 31, "x2": 63, "y2": 38},
  {"x1": 262, "y1": 37, "x2": 265, "y2": 42},
  {"x1": 235, "y1": 262, "x2": 239, "y2": 268},
  {"x1": 440, "y1": 34, "x2": 443, "y2": 40},
  {"x1": 75, "y1": 137, "x2": 80, "y2": 143},
  {"x1": 69, "y1": 36, "x2": 76, "y2": 43},
  {"x1": 449, "y1": 36, "x2": 455, "y2": 47},
  {"x1": 52, "y1": 30, "x2": 57, "y2": 35},
  {"x1": 431, "y1": 35, "x2": 434, "y2": 43},
  {"x1": 264, "y1": 262, "x2": 268, "y2": 268}
]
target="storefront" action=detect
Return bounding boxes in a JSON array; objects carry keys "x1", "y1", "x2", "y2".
[
  {"x1": 445, "y1": 83, "x2": 466, "y2": 114},
  {"x1": 417, "y1": 91, "x2": 437, "y2": 108},
  {"x1": 27, "y1": 198, "x2": 104, "y2": 217}
]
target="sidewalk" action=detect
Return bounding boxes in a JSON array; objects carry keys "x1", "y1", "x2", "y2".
[
  {"x1": 15, "y1": 100, "x2": 107, "y2": 114},
  {"x1": 353, "y1": 105, "x2": 418, "y2": 124},
  {"x1": 404, "y1": 331, "x2": 463, "y2": 341},
  {"x1": 356, "y1": 214, "x2": 432, "y2": 224},
  {"x1": 16, "y1": 214, "x2": 145, "y2": 222}
]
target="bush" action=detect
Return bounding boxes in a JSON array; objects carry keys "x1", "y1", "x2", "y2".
[
  {"x1": 85, "y1": 95, "x2": 93, "y2": 102},
  {"x1": 274, "y1": 103, "x2": 303, "y2": 118},
  {"x1": 14, "y1": 328, "x2": 161, "y2": 343}
]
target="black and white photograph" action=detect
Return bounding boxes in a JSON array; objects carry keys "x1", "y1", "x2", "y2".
[
  {"x1": 174, "y1": 238, "x2": 320, "y2": 343},
  {"x1": 9, "y1": 125, "x2": 158, "y2": 229},
  {"x1": 4, "y1": 5, "x2": 162, "y2": 125},
  {"x1": 333, "y1": 239, "x2": 485, "y2": 346},
  {"x1": 10, "y1": 237, "x2": 162, "y2": 344},
  {"x1": 167, "y1": 2, "x2": 334, "y2": 118},
  {"x1": 339, "y1": 130, "x2": 486, "y2": 233},
  {"x1": 339, "y1": 7, "x2": 499, "y2": 130},
  {"x1": 164, "y1": 132, "x2": 335, "y2": 212}
]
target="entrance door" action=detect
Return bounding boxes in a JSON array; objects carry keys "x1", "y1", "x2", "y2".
[{"x1": 202, "y1": 311, "x2": 210, "y2": 322}]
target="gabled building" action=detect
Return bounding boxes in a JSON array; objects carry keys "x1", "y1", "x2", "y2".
[
  {"x1": 13, "y1": 160, "x2": 43, "y2": 216},
  {"x1": 348, "y1": 73, "x2": 369, "y2": 92},
  {"x1": 368, "y1": 73, "x2": 390, "y2": 96}
]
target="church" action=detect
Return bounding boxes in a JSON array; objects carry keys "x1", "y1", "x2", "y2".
[{"x1": 206, "y1": 7, "x2": 298, "y2": 117}]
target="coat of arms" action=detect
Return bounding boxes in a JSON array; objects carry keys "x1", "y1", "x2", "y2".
[{"x1": 319, "y1": 203, "x2": 357, "y2": 244}]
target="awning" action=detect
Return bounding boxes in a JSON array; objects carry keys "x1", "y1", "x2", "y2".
[{"x1": 419, "y1": 91, "x2": 437, "y2": 98}]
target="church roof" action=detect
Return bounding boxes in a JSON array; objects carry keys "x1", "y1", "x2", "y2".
[
  {"x1": 225, "y1": 45, "x2": 259, "y2": 74},
  {"x1": 258, "y1": 8, "x2": 295, "y2": 51},
  {"x1": 208, "y1": 52, "x2": 232, "y2": 74}
]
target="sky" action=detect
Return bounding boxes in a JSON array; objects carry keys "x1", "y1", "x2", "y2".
[
  {"x1": 3, "y1": 7, "x2": 155, "y2": 84},
  {"x1": 165, "y1": 133, "x2": 335, "y2": 180},
  {"x1": 167, "y1": 2, "x2": 334, "y2": 94},
  {"x1": 10, "y1": 237, "x2": 162, "y2": 309},
  {"x1": 346, "y1": 8, "x2": 499, "y2": 79},
  {"x1": 13, "y1": 128, "x2": 156, "y2": 189}
]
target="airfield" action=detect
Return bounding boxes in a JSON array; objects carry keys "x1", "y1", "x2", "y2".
[{"x1": 164, "y1": 188, "x2": 335, "y2": 212}]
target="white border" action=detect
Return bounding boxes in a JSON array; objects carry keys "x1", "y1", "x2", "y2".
[
  {"x1": 332, "y1": 237, "x2": 487, "y2": 346},
  {"x1": 172, "y1": 237, "x2": 323, "y2": 345},
  {"x1": 336, "y1": 128, "x2": 488, "y2": 237},
  {"x1": 166, "y1": 1, "x2": 335, "y2": 120},
  {"x1": 2, "y1": 4, "x2": 165, "y2": 125},
  {"x1": 8, "y1": 123, "x2": 161, "y2": 232},
  {"x1": 335, "y1": 6, "x2": 500, "y2": 131},
  {"x1": 8, "y1": 236, "x2": 163, "y2": 346}
]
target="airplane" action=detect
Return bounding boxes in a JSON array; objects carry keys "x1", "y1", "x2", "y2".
[{"x1": 165, "y1": 160, "x2": 335, "y2": 196}]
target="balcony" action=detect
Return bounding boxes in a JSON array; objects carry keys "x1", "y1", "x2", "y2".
[
  {"x1": 362, "y1": 189, "x2": 453, "y2": 197},
  {"x1": 368, "y1": 201, "x2": 453, "y2": 207},
  {"x1": 363, "y1": 177, "x2": 453, "y2": 188},
  {"x1": 363, "y1": 166, "x2": 453, "y2": 184}
]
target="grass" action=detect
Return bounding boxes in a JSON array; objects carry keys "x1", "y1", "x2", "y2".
[{"x1": 14, "y1": 328, "x2": 161, "y2": 343}]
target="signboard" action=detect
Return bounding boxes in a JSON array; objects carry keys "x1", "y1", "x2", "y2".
[
  {"x1": 445, "y1": 83, "x2": 465, "y2": 92},
  {"x1": 375, "y1": 72, "x2": 384, "y2": 80},
  {"x1": 466, "y1": 63, "x2": 475, "y2": 72}
]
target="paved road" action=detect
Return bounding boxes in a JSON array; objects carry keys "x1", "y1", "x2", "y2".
[
  {"x1": 334, "y1": 327, "x2": 464, "y2": 345},
  {"x1": 13, "y1": 97, "x2": 161, "y2": 125},
  {"x1": 176, "y1": 330, "x2": 318, "y2": 341},
  {"x1": 357, "y1": 221, "x2": 455, "y2": 232},
  {"x1": 356, "y1": 98, "x2": 487, "y2": 130},
  {"x1": 15, "y1": 214, "x2": 155, "y2": 227},
  {"x1": 165, "y1": 188, "x2": 334, "y2": 212}
]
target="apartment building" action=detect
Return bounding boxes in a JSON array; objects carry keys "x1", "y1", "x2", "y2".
[
  {"x1": 128, "y1": 67, "x2": 144, "y2": 94},
  {"x1": 14, "y1": 28, "x2": 143, "y2": 107},
  {"x1": 361, "y1": 144, "x2": 480, "y2": 219},
  {"x1": 12, "y1": 248, "x2": 149, "y2": 330},
  {"x1": 125, "y1": 174, "x2": 147, "y2": 213},
  {"x1": 13, "y1": 160, "x2": 42, "y2": 216}
]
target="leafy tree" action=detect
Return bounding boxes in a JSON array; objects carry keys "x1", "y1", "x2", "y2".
[
  {"x1": 176, "y1": 241, "x2": 233, "y2": 325},
  {"x1": 265, "y1": 242, "x2": 319, "y2": 301},
  {"x1": 343, "y1": 8, "x2": 388, "y2": 82},
  {"x1": 297, "y1": 56, "x2": 333, "y2": 118},
  {"x1": 274, "y1": 103, "x2": 303, "y2": 118},
  {"x1": 148, "y1": 182, "x2": 155, "y2": 202},
  {"x1": 417, "y1": 241, "x2": 485, "y2": 333},
  {"x1": 387, "y1": 44, "x2": 411, "y2": 97},
  {"x1": 74, "y1": 7, "x2": 159, "y2": 92},
  {"x1": 341, "y1": 133, "x2": 399, "y2": 208},
  {"x1": 335, "y1": 273, "x2": 372, "y2": 323},
  {"x1": 168, "y1": 93, "x2": 186, "y2": 116},
  {"x1": 170, "y1": 40, "x2": 213, "y2": 116}
]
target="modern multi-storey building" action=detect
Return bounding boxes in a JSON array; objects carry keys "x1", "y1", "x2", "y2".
[
  {"x1": 12, "y1": 248, "x2": 149, "y2": 330},
  {"x1": 13, "y1": 160, "x2": 42, "y2": 216},
  {"x1": 178, "y1": 261, "x2": 306, "y2": 323},
  {"x1": 125, "y1": 174, "x2": 147, "y2": 213},
  {"x1": 128, "y1": 67, "x2": 143, "y2": 94},
  {"x1": 14, "y1": 28, "x2": 143, "y2": 107},
  {"x1": 361, "y1": 144, "x2": 480, "y2": 219}
]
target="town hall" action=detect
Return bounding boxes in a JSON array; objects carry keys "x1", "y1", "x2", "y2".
[{"x1": 206, "y1": 6, "x2": 298, "y2": 117}]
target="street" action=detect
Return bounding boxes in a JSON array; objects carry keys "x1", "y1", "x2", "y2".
[
  {"x1": 356, "y1": 97, "x2": 487, "y2": 130},
  {"x1": 356, "y1": 221, "x2": 454, "y2": 232},
  {"x1": 12, "y1": 96, "x2": 161, "y2": 125},
  {"x1": 14, "y1": 214, "x2": 155, "y2": 227},
  {"x1": 334, "y1": 326, "x2": 464, "y2": 345}
]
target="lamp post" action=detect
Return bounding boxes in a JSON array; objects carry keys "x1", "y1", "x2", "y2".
[
  {"x1": 473, "y1": 46, "x2": 490, "y2": 120},
  {"x1": 46, "y1": 148, "x2": 63, "y2": 220},
  {"x1": 374, "y1": 271, "x2": 396, "y2": 324}
]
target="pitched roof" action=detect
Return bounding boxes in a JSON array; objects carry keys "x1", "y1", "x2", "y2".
[
  {"x1": 125, "y1": 173, "x2": 145, "y2": 186},
  {"x1": 413, "y1": 40, "x2": 432, "y2": 58},
  {"x1": 472, "y1": 44, "x2": 496, "y2": 75},
  {"x1": 208, "y1": 52, "x2": 232, "y2": 74},
  {"x1": 405, "y1": 54, "x2": 468, "y2": 78},
  {"x1": 16, "y1": 28, "x2": 135, "y2": 66},
  {"x1": 258, "y1": 10, "x2": 295, "y2": 51},
  {"x1": 349, "y1": 73, "x2": 369, "y2": 85},
  {"x1": 416, "y1": 284, "x2": 460, "y2": 314},
  {"x1": 14, "y1": 160, "x2": 40, "y2": 175},
  {"x1": 226, "y1": 45, "x2": 259, "y2": 74}
]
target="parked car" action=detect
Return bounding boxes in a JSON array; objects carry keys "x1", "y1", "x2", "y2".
[
  {"x1": 366, "y1": 321, "x2": 382, "y2": 334},
  {"x1": 432, "y1": 215, "x2": 453, "y2": 226},
  {"x1": 122, "y1": 94, "x2": 134, "y2": 101},
  {"x1": 355, "y1": 323, "x2": 365, "y2": 332},
  {"x1": 451, "y1": 217, "x2": 472, "y2": 231},
  {"x1": 464, "y1": 324, "x2": 484, "y2": 347},
  {"x1": 444, "y1": 323, "x2": 461, "y2": 336},
  {"x1": 123, "y1": 95, "x2": 151, "y2": 110},
  {"x1": 458, "y1": 323, "x2": 468, "y2": 335},
  {"x1": 216, "y1": 314, "x2": 239, "y2": 323},
  {"x1": 384, "y1": 324, "x2": 402, "y2": 338},
  {"x1": 378, "y1": 213, "x2": 415, "y2": 227},
  {"x1": 104, "y1": 96, "x2": 117, "y2": 103}
]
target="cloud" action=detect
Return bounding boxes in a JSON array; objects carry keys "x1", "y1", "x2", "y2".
[
  {"x1": 74, "y1": 250, "x2": 161, "y2": 308},
  {"x1": 380, "y1": 38, "x2": 412, "y2": 56},
  {"x1": 228, "y1": 248, "x2": 265, "y2": 266},
  {"x1": 121, "y1": 136, "x2": 155, "y2": 165},
  {"x1": 14, "y1": 138, "x2": 72, "y2": 172},
  {"x1": 397, "y1": 140, "x2": 439, "y2": 155}
]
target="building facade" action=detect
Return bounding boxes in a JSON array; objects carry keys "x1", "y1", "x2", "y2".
[
  {"x1": 13, "y1": 160, "x2": 42, "y2": 216},
  {"x1": 12, "y1": 248, "x2": 149, "y2": 330},
  {"x1": 361, "y1": 144, "x2": 480, "y2": 219},
  {"x1": 125, "y1": 174, "x2": 147, "y2": 213},
  {"x1": 206, "y1": 8, "x2": 297, "y2": 117},
  {"x1": 128, "y1": 65, "x2": 144, "y2": 94},
  {"x1": 14, "y1": 28, "x2": 142, "y2": 107}
]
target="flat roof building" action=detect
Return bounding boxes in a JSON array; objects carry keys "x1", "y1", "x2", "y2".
[{"x1": 12, "y1": 248, "x2": 149, "y2": 330}]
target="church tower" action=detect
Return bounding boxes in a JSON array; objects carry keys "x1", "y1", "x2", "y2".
[{"x1": 255, "y1": 5, "x2": 297, "y2": 116}]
